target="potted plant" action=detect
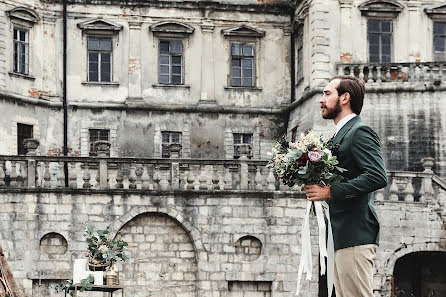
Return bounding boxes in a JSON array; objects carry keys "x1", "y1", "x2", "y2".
[{"x1": 84, "y1": 227, "x2": 131, "y2": 271}]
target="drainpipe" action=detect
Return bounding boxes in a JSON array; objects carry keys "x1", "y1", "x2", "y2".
[
  {"x1": 290, "y1": 10, "x2": 296, "y2": 103},
  {"x1": 63, "y1": 0, "x2": 68, "y2": 186}
]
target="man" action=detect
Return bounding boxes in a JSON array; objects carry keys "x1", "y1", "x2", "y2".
[{"x1": 304, "y1": 76, "x2": 387, "y2": 297}]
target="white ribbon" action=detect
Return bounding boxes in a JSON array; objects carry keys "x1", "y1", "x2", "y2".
[{"x1": 295, "y1": 201, "x2": 334, "y2": 297}]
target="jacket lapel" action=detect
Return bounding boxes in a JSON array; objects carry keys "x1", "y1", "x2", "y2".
[{"x1": 332, "y1": 115, "x2": 362, "y2": 145}]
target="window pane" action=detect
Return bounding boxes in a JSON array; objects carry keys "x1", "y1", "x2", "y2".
[
  {"x1": 233, "y1": 134, "x2": 242, "y2": 144},
  {"x1": 172, "y1": 66, "x2": 181, "y2": 75},
  {"x1": 101, "y1": 69, "x2": 111, "y2": 82},
  {"x1": 89, "y1": 60, "x2": 98, "y2": 72},
  {"x1": 89, "y1": 52, "x2": 98, "y2": 62},
  {"x1": 99, "y1": 38, "x2": 112, "y2": 51},
  {"x1": 171, "y1": 56, "x2": 181, "y2": 65},
  {"x1": 242, "y1": 45, "x2": 254, "y2": 56},
  {"x1": 88, "y1": 38, "x2": 100, "y2": 50},
  {"x1": 381, "y1": 21, "x2": 392, "y2": 33},
  {"x1": 101, "y1": 53, "x2": 111, "y2": 63},
  {"x1": 381, "y1": 35, "x2": 391, "y2": 46},
  {"x1": 243, "y1": 77, "x2": 253, "y2": 87},
  {"x1": 232, "y1": 78, "x2": 241, "y2": 87},
  {"x1": 89, "y1": 71, "x2": 98, "y2": 82},
  {"x1": 231, "y1": 43, "x2": 241, "y2": 56},
  {"x1": 232, "y1": 59, "x2": 241, "y2": 67},
  {"x1": 381, "y1": 55, "x2": 391, "y2": 63},
  {"x1": 382, "y1": 45, "x2": 391, "y2": 56},
  {"x1": 160, "y1": 55, "x2": 170, "y2": 65},
  {"x1": 369, "y1": 45, "x2": 379, "y2": 57},
  {"x1": 171, "y1": 41, "x2": 183, "y2": 54},
  {"x1": 243, "y1": 134, "x2": 252, "y2": 144},
  {"x1": 160, "y1": 65, "x2": 169, "y2": 75},
  {"x1": 369, "y1": 54, "x2": 380, "y2": 63},
  {"x1": 159, "y1": 75, "x2": 169, "y2": 84},
  {"x1": 369, "y1": 34, "x2": 379, "y2": 45},
  {"x1": 20, "y1": 30, "x2": 26, "y2": 42},
  {"x1": 434, "y1": 36, "x2": 445, "y2": 53},
  {"x1": 172, "y1": 75, "x2": 181, "y2": 84},
  {"x1": 434, "y1": 22, "x2": 446, "y2": 35},
  {"x1": 244, "y1": 69, "x2": 253, "y2": 79},
  {"x1": 368, "y1": 19, "x2": 380, "y2": 32},
  {"x1": 171, "y1": 133, "x2": 180, "y2": 143},
  {"x1": 160, "y1": 41, "x2": 169, "y2": 52},
  {"x1": 232, "y1": 67, "x2": 241, "y2": 78},
  {"x1": 242, "y1": 58, "x2": 253, "y2": 68},
  {"x1": 14, "y1": 29, "x2": 18, "y2": 40}
]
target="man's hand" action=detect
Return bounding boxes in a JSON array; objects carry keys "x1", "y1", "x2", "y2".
[{"x1": 304, "y1": 184, "x2": 332, "y2": 201}]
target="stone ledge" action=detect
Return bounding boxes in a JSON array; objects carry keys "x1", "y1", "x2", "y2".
[{"x1": 226, "y1": 272, "x2": 276, "y2": 282}]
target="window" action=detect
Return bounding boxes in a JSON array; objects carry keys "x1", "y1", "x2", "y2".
[
  {"x1": 231, "y1": 43, "x2": 255, "y2": 87},
  {"x1": 13, "y1": 28, "x2": 29, "y2": 75},
  {"x1": 368, "y1": 19, "x2": 392, "y2": 63},
  {"x1": 159, "y1": 40, "x2": 183, "y2": 85},
  {"x1": 291, "y1": 127, "x2": 298, "y2": 143},
  {"x1": 233, "y1": 133, "x2": 253, "y2": 159},
  {"x1": 434, "y1": 22, "x2": 446, "y2": 61},
  {"x1": 89, "y1": 129, "x2": 110, "y2": 156},
  {"x1": 161, "y1": 131, "x2": 182, "y2": 158},
  {"x1": 17, "y1": 123, "x2": 33, "y2": 155},
  {"x1": 87, "y1": 37, "x2": 112, "y2": 82},
  {"x1": 296, "y1": 34, "x2": 303, "y2": 83}
]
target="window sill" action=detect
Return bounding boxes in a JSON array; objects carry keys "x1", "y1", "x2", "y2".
[
  {"x1": 152, "y1": 84, "x2": 190, "y2": 89},
  {"x1": 9, "y1": 71, "x2": 36, "y2": 81},
  {"x1": 81, "y1": 81, "x2": 120, "y2": 87},
  {"x1": 224, "y1": 86, "x2": 262, "y2": 92}
]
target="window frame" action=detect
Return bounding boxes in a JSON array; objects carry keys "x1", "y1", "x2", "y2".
[
  {"x1": 233, "y1": 132, "x2": 253, "y2": 159},
  {"x1": 229, "y1": 42, "x2": 256, "y2": 88},
  {"x1": 433, "y1": 21, "x2": 446, "y2": 61},
  {"x1": 296, "y1": 31, "x2": 304, "y2": 84},
  {"x1": 86, "y1": 36, "x2": 113, "y2": 83},
  {"x1": 88, "y1": 128, "x2": 110, "y2": 156},
  {"x1": 17, "y1": 123, "x2": 33, "y2": 155},
  {"x1": 13, "y1": 27, "x2": 29, "y2": 75},
  {"x1": 161, "y1": 131, "x2": 182, "y2": 158},
  {"x1": 367, "y1": 18, "x2": 394, "y2": 63},
  {"x1": 158, "y1": 39, "x2": 184, "y2": 85}
]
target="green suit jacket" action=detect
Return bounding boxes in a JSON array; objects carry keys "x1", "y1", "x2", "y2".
[{"x1": 328, "y1": 116, "x2": 387, "y2": 251}]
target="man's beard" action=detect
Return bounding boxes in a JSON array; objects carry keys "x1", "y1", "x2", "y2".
[{"x1": 322, "y1": 98, "x2": 342, "y2": 119}]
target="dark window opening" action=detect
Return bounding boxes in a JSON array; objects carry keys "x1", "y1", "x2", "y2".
[
  {"x1": 13, "y1": 28, "x2": 29, "y2": 75},
  {"x1": 368, "y1": 19, "x2": 393, "y2": 63},
  {"x1": 231, "y1": 43, "x2": 255, "y2": 87},
  {"x1": 17, "y1": 123, "x2": 33, "y2": 155},
  {"x1": 434, "y1": 22, "x2": 446, "y2": 61},
  {"x1": 161, "y1": 131, "x2": 182, "y2": 158},
  {"x1": 233, "y1": 133, "x2": 253, "y2": 159},
  {"x1": 159, "y1": 40, "x2": 183, "y2": 85},
  {"x1": 87, "y1": 37, "x2": 112, "y2": 82},
  {"x1": 89, "y1": 129, "x2": 110, "y2": 156}
]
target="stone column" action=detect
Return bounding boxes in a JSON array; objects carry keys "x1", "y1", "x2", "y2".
[
  {"x1": 25, "y1": 138, "x2": 39, "y2": 188},
  {"x1": 339, "y1": 0, "x2": 353, "y2": 63},
  {"x1": 237, "y1": 144, "x2": 251, "y2": 190},
  {"x1": 41, "y1": 16, "x2": 58, "y2": 100},
  {"x1": 128, "y1": 21, "x2": 142, "y2": 99},
  {"x1": 169, "y1": 143, "x2": 182, "y2": 190},
  {"x1": 95, "y1": 140, "x2": 110, "y2": 189},
  {"x1": 199, "y1": 22, "x2": 216, "y2": 103},
  {"x1": 407, "y1": 1, "x2": 422, "y2": 62}
]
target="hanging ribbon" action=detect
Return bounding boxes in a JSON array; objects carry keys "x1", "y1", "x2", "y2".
[{"x1": 295, "y1": 201, "x2": 334, "y2": 297}]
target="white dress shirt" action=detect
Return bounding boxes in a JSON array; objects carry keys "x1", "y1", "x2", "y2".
[{"x1": 335, "y1": 113, "x2": 357, "y2": 136}]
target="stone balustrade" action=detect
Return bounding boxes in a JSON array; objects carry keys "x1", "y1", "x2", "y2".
[{"x1": 337, "y1": 62, "x2": 446, "y2": 85}]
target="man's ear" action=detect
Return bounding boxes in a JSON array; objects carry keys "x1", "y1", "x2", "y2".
[{"x1": 341, "y1": 92, "x2": 350, "y2": 105}]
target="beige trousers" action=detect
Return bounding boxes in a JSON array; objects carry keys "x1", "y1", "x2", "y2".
[{"x1": 333, "y1": 244, "x2": 377, "y2": 297}]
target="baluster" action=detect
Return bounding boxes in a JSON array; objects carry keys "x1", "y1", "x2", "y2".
[
  {"x1": 27, "y1": 158, "x2": 36, "y2": 188},
  {"x1": 223, "y1": 166, "x2": 233, "y2": 190},
  {"x1": 141, "y1": 165, "x2": 150, "y2": 190},
  {"x1": 152, "y1": 165, "x2": 161, "y2": 190},
  {"x1": 82, "y1": 163, "x2": 91, "y2": 189},
  {"x1": 337, "y1": 65, "x2": 344, "y2": 76},
  {"x1": 198, "y1": 165, "x2": 207, "y2": 190},
  {"x1": 9, "y1": 161, "x2": 18, "y2": 188},
  {"x1": 159, "y1": 165, "x2": 170, "y2": 190},
  {"x1": 376, "y1": 66, "x2": 382, "y2": 83},
  {"x1": 16, "y1": 161, "x2": 26, "y2": 188},
  {"x1": 385, "y1": 67, "x2": 391, "y2": 81},
  {"x1": 211, "y1": 165, "x2": 219, "y2": 190},
  {"x1": 414, "y1": 64, "x2": 420, "y2": 81},
  {"x1": 115, "y1": 164, "x2": 124, "y2": 189},
  {"x1": 389, "y1": 176, "x2": 399, "y2": 201},
  {"x1": 267, "y1": 167, "x2": 276, "y2": 191},
  {"x1": 367, "y1": 66, "x2": 374, "y2": 83},
  {"x1": 375, "y1": 188, "x2": 384, "y2": 201},
  {"x1": 217, "y1": 167, "x2": 225, "y2": 190},
  {"x1": 349, "y1": 67, "x2": 354, "y2": 77},
  {"x1": 0, "y1": 161, "x2": 5, "y2": 188},
  {"x1": 58, "y1": 162, "x2": 65, "y2": 188},
  {"x1": 397, "y1": 65, "x2": 403, "y2": 81},
  {"x1": 437, "y1": 64, "x2": 444, "y2": 83},
  {"x1": 69, "y1": 163, "x2": 78, "y2": 188},
  {"x1": 128, "y1": 165, "x2": 137, "y2": 189},
  {"x1": 359, "y1": 66, "x2": 365, "y2": 81},
  {"x1": 186, "y1": 165, "x2": 196, "y2": 190},
  {"x1": 420, "y1": 64, "x2": 426, "y2": 81},
  {"x1": 403, "y1": 177, "x2": 415, "y2": 202},
  {"x1": 409, "y1": 64, "x2": 415, "y2": 82},
  {"x1": 255, "y1": 166, "x2": 265, "y2": 190},
  {"x1": 43, "y1": 162, "x2": 51, "y2": 188}
]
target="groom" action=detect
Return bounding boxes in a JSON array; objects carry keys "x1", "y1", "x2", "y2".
[{"x1": 304, "y1": 76, "x2": 387, "y2": 297}]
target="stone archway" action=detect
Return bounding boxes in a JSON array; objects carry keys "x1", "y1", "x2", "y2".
[
  {"x1": 116, "y1": 212, "x2": 199, "y2": 297},
  {"x1": 380, "y1": 241, "x2": 446, "y2": 297}
]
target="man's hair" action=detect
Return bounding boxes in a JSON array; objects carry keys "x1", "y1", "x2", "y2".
[{"x1": 329, "y1": 75, "x2": 365, "y2": 115}]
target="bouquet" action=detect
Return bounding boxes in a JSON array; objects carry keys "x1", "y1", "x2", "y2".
[
  {"x1": 267, "y1": 131, "x2": 346, "y2": 188},
  {"x1": 267, "y1": 131, "x2": 346, "y2": 297}
]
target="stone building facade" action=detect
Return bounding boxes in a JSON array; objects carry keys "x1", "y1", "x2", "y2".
[{"x1": 0, "y1": 0, "x2": 445, "y2": 297}]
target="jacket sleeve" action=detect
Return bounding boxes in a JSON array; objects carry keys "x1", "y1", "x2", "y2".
[{"x1": 330, "y1": 125, "x2": 388, "y2": 200}]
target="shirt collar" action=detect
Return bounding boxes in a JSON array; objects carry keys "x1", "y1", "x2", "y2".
[{"x1": 335, "y1": 113, "x2": 357, "y2": 136}]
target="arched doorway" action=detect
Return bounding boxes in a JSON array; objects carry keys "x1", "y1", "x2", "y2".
[
  {"x1": 117, "y1": 212, "x2": 198, "y2": 297},
  {"x1": 393, "y1": 251, "x2": 446, "y2": 297}
]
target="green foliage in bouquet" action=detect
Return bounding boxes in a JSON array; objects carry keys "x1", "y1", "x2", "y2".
[
  {"x1": 267, "y1": 132, "x2": 347, "y2": 187},
  {"x1": 85, "y1": 227, "x2": 132, "y2": 266}
]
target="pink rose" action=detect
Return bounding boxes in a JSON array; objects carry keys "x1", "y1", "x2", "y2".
[{"x1": 308, "y1": 151, "x2": 322, "y2": 162}]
